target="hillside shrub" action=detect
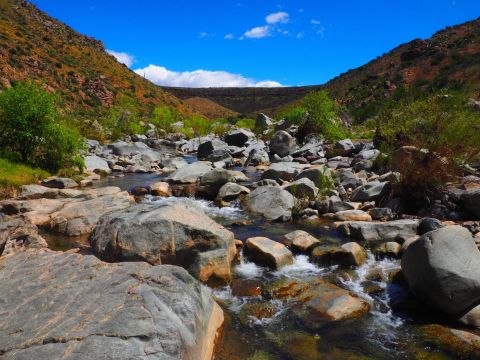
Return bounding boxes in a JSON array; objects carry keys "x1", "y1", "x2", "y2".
[
  {"x1": 0, "y1": 81, "x2": 84, "y2": 172},
  {"x1": 374, "y1": 91, "x2": 480, "y2": 205}
]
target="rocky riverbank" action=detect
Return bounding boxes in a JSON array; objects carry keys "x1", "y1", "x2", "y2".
[{"x1": 1, "y1": 114, "x2": 480, "y2": 359}]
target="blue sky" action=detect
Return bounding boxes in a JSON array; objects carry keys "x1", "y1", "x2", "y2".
[{"x1": 31, "y1": 0, "x2": 480, "y2": 87}]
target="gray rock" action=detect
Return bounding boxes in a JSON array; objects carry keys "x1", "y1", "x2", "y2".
[
  {"x1": 326, "y1": 139, "x2": 355, "y2": 158},
  {"x1": 255, "y1": 113, "x2": 275, "y2": 129},
  {"x1": 198, "y1": 138, "x2": 228, "y2": 159},
  {"x1": 369, "y1": 207, "x2": 394, "y2": 221},
  {"x1": 199, "y1": 169, "x2": 247, "y2": 196},
  {"x1": 418, "y1": 217, "x2": 444, "y2": 235},
  {"x1": 244, "y1": 148, "x2": 270, "y2": 167},
  {"x1": 90, "y1": 201, "x2": 236, "y2": 284},
  {"x1": 0, "y1": 218, "x2": 47, "y2": 257},
  {"x1": 283, "y1": 177, "x2": 318, "y2": 201},
  {"x1": 224, "y1": 129, "x2": 255, "y2": 147},
  {"x1": 41, "y1": 177, "x2": 78, "y2": 189},
  {"x1": 337, "y1": 219, "x2": 419, "y2": 244},
  {"x1": 269, "y1": 130, "x2": 297, "y2": 157},
  {"x1": 402, "y1": 226, "x2": 480, "y2": 315},
  {"x1": 310, "y1": 242, "x2": 367, "y2": 267},
  {"x1": 461, "y1": 189, "x2": 480, "y2": 218},
  {"x1": 244, "y1": 186, "x2": 295, "y2": 221},
  {"x1": 330, "y1": 200, "x2": 355, "y2": 213},
  {"x1": 167, "y1": 161, "x2": 213, "y2": 184},
  {"x1": 0, "y1": 250, "x2": 223, "y2": 360},
  {"x1": 262, "y1": 162, "x2": 309, "y2": 182},
  {"x1": 292, "y1": 166, "x2": 333, "y2": 188},
  {"x1": 351, "y1": 181, "x2": 390, "y2": 202},
  {"x1": 216, "y1": 182, "x2": 250, "y2": 205},
  {"x1": 84, "y1": 155, "x2": 111, "y2": 174},
  {"x1": 246, "y1": 237, "x2": 293, "y2": 269}
]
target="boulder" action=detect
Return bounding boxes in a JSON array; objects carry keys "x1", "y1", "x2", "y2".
[
  {"x1": 337, "y1": 219, "x2": 419, "y2": 244},
  {"x1": 269, "y1": 130, "x2": 297, "y2": 157},
  {"x1": 197, "y1": 138, "x2": 228, "y2": 159},
  {"x1": 283, "y1": 177, "x2": 318, "y2": 201},
  {"x1": 84, "y1": 155, "x2": 111, "y2": 174},
  {"x1": 216, "y1": 182, "x2": 250, "y2": 205},
  {"x1": 167, "y1": 161, "x2": 213, "y2": 184},
  {"x1": 374, "y1": 241, "x2": 402, "y2": 259},
  {"x1": 418, "y1": 217, "x2": 444, "y2": 235},
  {"x1": 255, "y1": 113, "x2": 275, "y2": 129},
  {"x1": 41, "y1": 177, "x2": 78, "y2": 189},
  {"x1": 369, "y1": 207, "x2": 394, "y2": 221},
  {"x1": 461, "y1": 189, "x2": 480, "y2": 218},
  {"x1": 310, "y1": 242, "x2": 367, "y2": 267},
  {"x1": 245, "y1": 237, "x2": 293, "y2": 269},
  {"x1": 90, "y1": 201, "x2": 236, "y2": 284},
  {"x1": 292, "y1": 166, "x2": 333, "y2": 188},
  {"x1": 0, "y1": 218, "x2": 47, "y2": 257},
  {"x1": 402, "y1": 225, "x2": 480, "y2": 315},
  {"x1": 326, "y1": 139, "x2": 355, "y2": 158},
  {"x1": 149, "y1": 181, "x2": 171, "y2": 197},
  {"x1": 199, "y1": 169, "x2": 247, "y2": 197},
  {"x1": 333, "y1": 210, "x2": 372, "y2": 222},
  {"x1": 244, "y1": 148, "x2": 270, "y2": 167},
  {"x1": 282, "y1": 230, "x2": 320, "y2": 253},
  {"x1": 244, "y1": 186, "x2": 295, "y2": 221},
  {"x1": 0, "y1": 250, "x2": 223, "y2": 360},
  {"x1": 350, "y1": 181, "x2": 389, "y2": 202},
  {"x1": 262, "y1": 162, "x2": 309, "y2": 182},
  {"x1": 224, "y1": 129, "x2": 255, "y2": 147}
]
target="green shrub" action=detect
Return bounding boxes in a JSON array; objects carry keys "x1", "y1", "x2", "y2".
[
  {"x1": 0, "y1": 81, "x2": 84, "y2": 173},
  {"x1": 278, "y1": 91, "x2": 347, "y2": 141},
  {"x1": 235, "y1": 118, "x2": 256, "y2": 131}
]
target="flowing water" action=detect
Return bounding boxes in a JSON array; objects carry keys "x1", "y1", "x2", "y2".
[{"x1": 43, "y1": 173, "x2": 479, "y2": 359}]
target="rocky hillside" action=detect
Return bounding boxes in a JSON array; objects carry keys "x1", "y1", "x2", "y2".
[
  {"x1": 0, "y1": 0, "x2": 187, "y2": 117},
  {"x1": 164, "y1": 17, "x2": 480, "y2": 119},
  {"x1": 182, "y1": 96, "x2": 239, "y2": 119}
]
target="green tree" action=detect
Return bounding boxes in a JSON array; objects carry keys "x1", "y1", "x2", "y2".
[{"x1": 0, "y1": 81, "x2": 84, "y2": 172}]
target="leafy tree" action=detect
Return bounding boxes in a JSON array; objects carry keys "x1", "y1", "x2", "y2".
[{"x1": 0, "y1": 81, "x2": 84, "y2": 172}]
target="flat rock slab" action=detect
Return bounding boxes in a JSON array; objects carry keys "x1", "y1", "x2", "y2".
[
  {"x1": 0, "y1": 250, "x2": 223, "y2": 360},
  {"x1": 167, "y1": 161, "x2": 213, "y2": 184},
  {"x1": 244, "y1": 185, "x2": 294, "y2": 221},
  {"x1": 336, "y1": 219, "x2": 419, "y2": 244},
  {"x1": 246, "y1": 237, "x2": 293, "y2": 269}
]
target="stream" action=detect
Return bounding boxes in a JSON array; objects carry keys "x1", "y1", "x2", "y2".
[{"x1": 42, "y1": 172, "x2": 477, "y2": 360}]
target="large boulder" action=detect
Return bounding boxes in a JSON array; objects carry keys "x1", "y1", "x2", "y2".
[
  {"x1": 0, "y1": 250, "x2": 223, "y2": 360},
  {"x1": 90, "y1": 201, "x2": 236, "y2": 284},
  {"x1": 255, "y1": 113, "x2": 275, "y2": 129},
  {"x1": 282, "y1": 230, "x2": 320, "y2": 253},
  {"x1": 245, "y1": 237, "x2": 293, "y2": 269},
  {"x1": 244, "y1": 148, "x2": 270, "y2": 167},
  {"x1": 292, "y1": 166, "x2": 333, "y2": 188},
  {"x1": 216, "y1": 182, "x2": 250, "y2": 206},
  {"x1": 337, "y1": 219, "x2": 419, "y2": 244},
  {"x1": 167, "y1": 161, "x2": 213, "y2": 184},
  {"x1": 244, "y1": 185, "x2": 295, "y2": 221},
  {"x1": 326, "y1": 139, "x2": 355, "y2": 158},
  {"x1": 269, "y1": 130, "x2": 297, "y2": 157},
  {"x1": 461, "y1": 189, "x2": 480, "y2": 218},
  {"x1": 310, "y1": 242, "x2": 367, "y2": 267},
  {"x1": 41, "y1": 177, "x2": 78, "y2": 189},
  {"x1": 84, "y1": 155, "x2": 111, "y2": 174},
  {"x1": 401, "y1": 225, "x2": 480, "y2": 315},
  {"x1": 283, "y1": 177, "x2": 318, "y2": 201}
]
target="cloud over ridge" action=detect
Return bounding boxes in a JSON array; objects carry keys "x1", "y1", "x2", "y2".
[{"x1": 134, "y1": 65, "x2": 283, "y2": 88}]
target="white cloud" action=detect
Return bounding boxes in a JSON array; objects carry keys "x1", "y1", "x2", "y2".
[
  {"x1": 107, "y1": 50, "x2": 135, "y2": 67},
  {"x1": 134, "y1": 65, "x2": 283, "y2": 88},
  {"x1": 224, "y1": 33, "x2": 235, "y2": 40},
  {"x1": 310, "y1": 19, "x2": 321, "y2": 25},
  {"x1": 198, "y1": 32, "x2": 215, "y2": 38},
  {"x1": 296, "y1": 32, "x2": 305, "y2": 39},
  {"x1": 243, "y1": 25, "x2": 270, "y2": 39},
  {"x1": 265, "y1": 11, "x2": 289, "y2": 24}
]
